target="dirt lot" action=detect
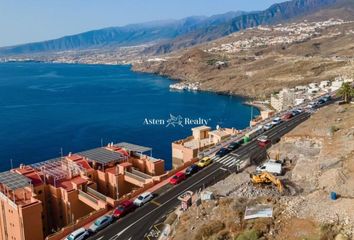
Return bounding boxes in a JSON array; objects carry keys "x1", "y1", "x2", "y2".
[{"x1": 169, "y1": 104, "x2": 354, "y2": 240}]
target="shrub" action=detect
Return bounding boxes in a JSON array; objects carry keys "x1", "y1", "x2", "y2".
[
  {"x1": 235, "y1": 230, "x2": 259, "y2": 240},
  {"x1": 207, "y1": 59, "x2": 218, "y2": 65},
  {"x1": 329, "y1": 125, "x2": 340, "y2": 135},
  {"x1": 215, "y1": 229, "x2": 231, "y2": 240},
  {"x1": 320, "y1": 224, "x2": 337, "y2": 240},
  {"x1": 194, "y1": 220, "x2": 225, "y2": 240}
]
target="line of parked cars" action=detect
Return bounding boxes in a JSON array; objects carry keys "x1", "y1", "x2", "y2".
[
  {"x1": 306, "y1": 95, "x2": 331, "y2": 109},
  {"x1": 65, "y1": 191, "x2": 156, "y2": 240},
  {"x1": 169, "y1": 140, "x2": 241, "y2": 185},
  {"x1": 65, "y1": 98, "x2": 328, "y2": 240},
  {"x1": 169, "y1": 155, "x2": 214, "y2": 185}
]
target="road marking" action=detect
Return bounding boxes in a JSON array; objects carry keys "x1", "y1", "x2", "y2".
[
  {"x1": 110, "y1": 166, "x2": 223, "y2": 240},
  {"x1": 96, "y1": 237, "x2": 104, "y2": 240},
  {"x1": 220, "y1": 167, "x2": 228, "y2": 171},
  {"x1": 107, "y1": 112, "x2": 312, "y2": 240},
  {"x1": 150, "y1": 200, "x2": 161, "y2": 206}
]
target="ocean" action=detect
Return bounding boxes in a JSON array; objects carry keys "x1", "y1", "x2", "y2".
[{"x1": 0, "y1": 62, "x2": 258, "y2": 171}]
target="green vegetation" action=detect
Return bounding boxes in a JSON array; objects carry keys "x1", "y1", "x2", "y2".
[
  {"x1": 329, "y1": 125, "x2": 340, "y2": 135},
  {"x1": 235, "y1": 230, "x2": 259, "y2": 240},
  {"x1": 206, "y1": 59, "x2": 219, "y2": 66},
  {"x1": 319, "y1": 223, "x2": 337, "y2": 240},
  {"x1": 337, "y1": 82, "x2": 354, "y2": 103}
]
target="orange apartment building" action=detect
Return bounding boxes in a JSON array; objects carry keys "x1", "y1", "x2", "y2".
[
  {"x1": 172, "y1": 125, "x2": 238, "y2": 167},
  {"x1": 0, "y1": 142, "x2": 165, "y2": 240}
]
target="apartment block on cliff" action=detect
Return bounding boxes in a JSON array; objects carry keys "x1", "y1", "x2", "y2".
[{"x1": 0, "y1": 142, "x2": 165, "y2": 240}]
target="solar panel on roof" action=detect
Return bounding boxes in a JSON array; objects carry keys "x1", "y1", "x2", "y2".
[
  {"x1": 0, "y1": 171, "x2": 31, "y2": 190},
  {"x1": 115, "y1": 142, "x2": 152, "y2": 153},
  {"x1": 78, "y1": 148, "x2": 124, "y2": 165}
]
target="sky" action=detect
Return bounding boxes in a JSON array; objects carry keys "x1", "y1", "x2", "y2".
[{"x1": 0, "y1": 0, "x2": 284, "y2": 47}]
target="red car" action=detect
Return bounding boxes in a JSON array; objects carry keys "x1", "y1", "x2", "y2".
[
  {"x1": 113, "y1": 200, "x2": 136, "y2": 219},
  {"x1": 169, "y1": 172, "x2": 186, "y2": 185},
  {"x1": 282, "y1": 112, "x2": 293, "y2": 121},
  {"x1": 257, "y1": 135, "x2": 271, "y2": 148}
]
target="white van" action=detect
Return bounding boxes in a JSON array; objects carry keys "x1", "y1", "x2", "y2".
[{"x1": 256, "y1": 161, "x2": 282, "y2": 175}]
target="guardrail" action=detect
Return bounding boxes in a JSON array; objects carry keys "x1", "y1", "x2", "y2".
[
  {"x1": 131, "y1": 169, "x2": 152, "y2": 179},
  {"x1": 125, "y1": 171, "x2": 146, "y2": 182},
  {"x1": 87, "y1": 187, "x2": 107, "y2": 201},
  {"x1": 78, "y1": 190, "x2": 98, "y2": 204},
  {"x1": 0, "y1": 191, "x2": 17, "y2": 209}
]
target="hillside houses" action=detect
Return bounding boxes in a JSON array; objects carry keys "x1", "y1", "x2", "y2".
[
  {"x1": 206, "y1": 19, "x2": 352, "y2": 54},
  {"x1": 270, "y1": 76, "x2": 353, "y2": 111}
]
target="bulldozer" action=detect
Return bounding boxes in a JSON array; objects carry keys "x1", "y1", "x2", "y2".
[{"x1": 250, "y1": 171, "x2": 284, "y2": 193}]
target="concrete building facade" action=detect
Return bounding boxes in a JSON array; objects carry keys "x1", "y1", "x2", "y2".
[{"x1": 270, "y1": 88, "x2": 296, "y2": 112}]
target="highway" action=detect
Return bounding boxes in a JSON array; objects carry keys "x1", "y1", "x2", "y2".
[{"x1": 88, "y1": 111, "x2": 311, "y2": 240}]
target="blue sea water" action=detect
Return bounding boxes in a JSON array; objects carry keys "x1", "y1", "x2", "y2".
[{"x1": 0, "y1": 62, "x2": 258, "y2": 171}]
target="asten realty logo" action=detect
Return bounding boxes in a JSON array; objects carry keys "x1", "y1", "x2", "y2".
[{"x1": 143, "y1": 114, "x2": 211, "y2": 127}]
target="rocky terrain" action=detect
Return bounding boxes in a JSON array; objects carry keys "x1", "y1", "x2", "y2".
[
  {"x1": 166, "y1": 103, "x2": 354, "y2": 240},
  {"x1": 133, "y1": 17, "x2": 354, "y2": 99}
]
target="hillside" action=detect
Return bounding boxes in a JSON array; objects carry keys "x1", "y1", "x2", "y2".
[
  {"x1": 143, "y1": 0, "x2": 341, "y2": 54},
  {"x1": 0, "y1": 0, "x2": 345, "y2": 56},
  {"x1": 0, "y1": 12, "x2": 245, "y2": 56},
  {"x1": 133, "y1": 16, "x2": 354, "y2": 99},
  {"x1": 166, "y1": 103, "x2": 354, "y2": 240}
]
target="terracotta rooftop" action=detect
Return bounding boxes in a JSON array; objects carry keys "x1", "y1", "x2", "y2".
[{"x1": 66, "y1": 154, "x2": 84, "y2": 161}]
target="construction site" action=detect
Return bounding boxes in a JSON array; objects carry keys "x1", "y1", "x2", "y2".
[{"x1": 163, "y1": 103, "x2": 354, "y2": 240}]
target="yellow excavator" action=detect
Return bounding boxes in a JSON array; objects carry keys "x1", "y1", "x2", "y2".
[{"x1": 250, "y1": 171, "x2": 284, "y2": 193}]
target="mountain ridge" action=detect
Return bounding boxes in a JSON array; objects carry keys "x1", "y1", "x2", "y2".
[
  {"x1": 145, "y1": 0, "x2": 341, "y2": 54},
  {"x1": 1, "y1": 0, "x2": 352, "y2": 57},
  {"x1": 0, "y1": 11, "x2": 246, "y2": 56}
]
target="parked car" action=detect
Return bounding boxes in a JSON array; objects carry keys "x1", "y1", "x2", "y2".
[
  {"x1": 282, "y1": 112, "x2": 293, "y2": 121},
  {"x1": 306, "y1": 102, "x2": 317, "y2": 109},
  {"x1": 65, "y1": 228, "x2": 89, "y2": 240},
  {"x1": 227, "y1": 141, "x2": 241, "y2": 151},
  {"x1": 271, "y1": 117, "x2": 282, "y2": 125},
  {"x1": 257, "y1": 135, "x2": 271, "y2": 148},
  {"x1": 185, "y1": 164, "x2": 199, "y2": 177},
  {"x1": 88, "y1": 215, "x2": 113, "y2": 234},
  {"x1": 322, "y1": 95, "x2": 331, "y2": 102},
  {"x1": 196, "y1": 157, "x2": 213, "y2": 168},
  {"x1": 293, "y1": 108, "x2": 303, "y2": 114},
  {"x1": 215, "y1": 148, "x2": 230, "y2": 158},
  {"x1": 316, "y1": 99, "x2": 326, "y2": 105},
  {"x1": 169, "y1": 172, "x2": 186, "y2": 185},
  {"x1": 263, "y1": 123, "x2": 273, "y2": 130},
  {"x1": 291, "y1": 110, "x2": 300, "y2": 116},
  {"x1": 113, "y1": 200, "x2": 136, "y2": 219},
  {"x1": 133, "y1": 192, "x2": 154, "y2": 207}
]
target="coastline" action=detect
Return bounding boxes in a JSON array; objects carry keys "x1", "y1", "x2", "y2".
[
  {"x1": 243, "y1": 100, "x2": 271, "y2": 112},
  {"x1": 1, "y1": 59, "x2": 264, "y2": 113}
]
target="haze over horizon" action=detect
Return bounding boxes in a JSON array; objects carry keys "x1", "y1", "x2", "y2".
[{"x1": 0, "y1": 0, "x2": 284, "y2": 47}]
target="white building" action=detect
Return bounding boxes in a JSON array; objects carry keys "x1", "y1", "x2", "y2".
[
  {"x1": 331, "y1": 79, "x2": 344, "y2": 92},
  {"x1": 271, "y1": 88, "x2": 295, "y2": 112},
  {"x1": 319, "y1": 80, "x2": 330, "y2": 89}
]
